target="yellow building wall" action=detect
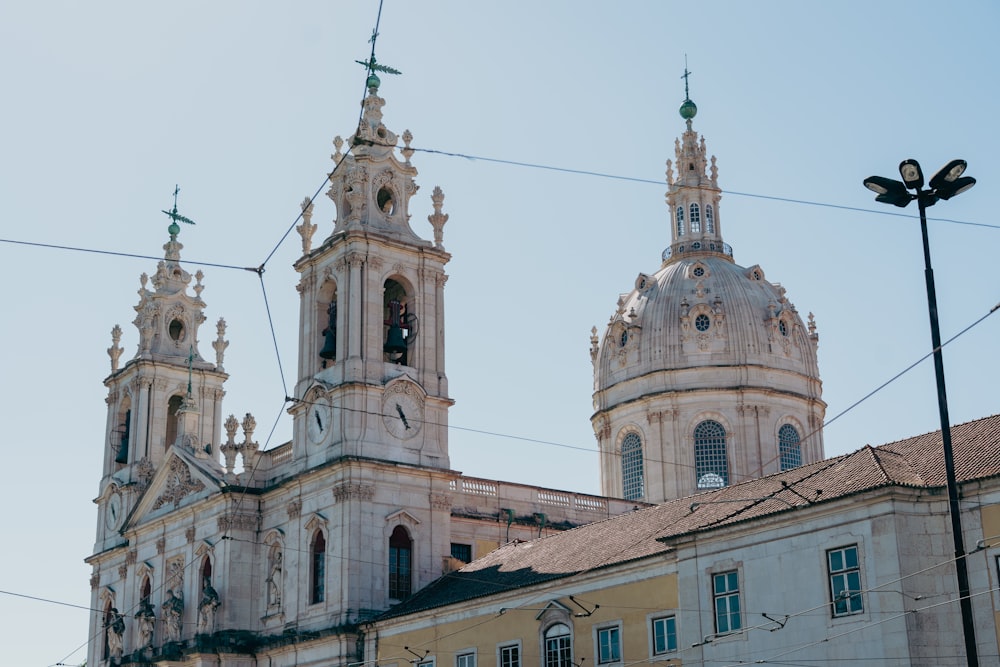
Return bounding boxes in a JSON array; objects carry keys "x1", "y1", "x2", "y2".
[
  {"x1": 980, "y1": 504, "x2": 1000, "y2": 658},
  {"x1": 378, "y1": 573, "x2": 680, "y2": 667}
]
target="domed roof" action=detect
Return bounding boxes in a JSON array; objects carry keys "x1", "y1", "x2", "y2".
[
  {"x1": 590, "y1": 96, "x2": 825, "y2": 503},
  {"x1": 593, "y1": 254, "x2": 819, "y2": 403}
]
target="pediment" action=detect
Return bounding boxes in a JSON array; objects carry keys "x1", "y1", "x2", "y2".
[
  {"x1": 385, "y1": 509, "x2": 421, "y2": 525},
  {"x1": 125, "y1": 448, "x2": 224, "y2": 530},
  {"x1": 534, "y1": 599, "x2": 571, "y2": 621}
]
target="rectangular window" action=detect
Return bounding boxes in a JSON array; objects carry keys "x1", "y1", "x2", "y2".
[
  {"x1": 451, "y1": 543, "x2": 473, "y2": 563},
  {"x1": 651, "y1": 616, "x2": 677, "y2": 654},
  {"x1": 499, "y1": 644, "x2": 519, "y2": 667},
  {"x1": 456, "y1": 653, "x2": 475, "y2": 667},
  {"x1": 828, "y1": 545, "x2": 863, "y2": 616},
  {"x1": 597, "y1": 626, "x2": 620, "y2": 664},
  {"x1": 713, "y1": 571, "x2": 742, "y2": 634}
]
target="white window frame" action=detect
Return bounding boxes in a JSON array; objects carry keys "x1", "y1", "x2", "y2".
[
  {"x1": 593, "y1": 622, "x2": 623, "y2": 665},
  {"x1": 712, "y1": 570, "x2": 742, "y2": 634},
  {"x1": 497, "y1": 641, "x2": 521, "y2": 667},
  {"x1": 647, "y1": 613, "x2": 677, "y2": 655},
  {"x1": 827, "y1": 545, "x2": 864, "y2": 617},
  {"x1": 455, "y1": 649, "x2": 476, "y2": 667}
]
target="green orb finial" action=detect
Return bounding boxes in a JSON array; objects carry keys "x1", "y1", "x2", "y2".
[
  {"x1": 367, "y1": 72, "x2": 381, "y2": 91},
  {"x1": 679, "y1": 98, "x2": 698, "y2": 120},
  {"x1": 168, "y1": 221, "x2": 181, "y2": 237}
]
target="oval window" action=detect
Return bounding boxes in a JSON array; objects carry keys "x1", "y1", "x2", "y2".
[
  {"x1": 695, "y1": 314, "x2": 711, "y2": 332},
  {"x1": 168, "y1": 319, "x2": 185, "y2": 341}
]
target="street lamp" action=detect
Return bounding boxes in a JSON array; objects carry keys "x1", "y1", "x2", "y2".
[{"x1": 863, "y1": 159, "x2": 978, "y2": 666}]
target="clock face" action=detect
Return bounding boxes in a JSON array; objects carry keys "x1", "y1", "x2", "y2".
[
  {"x1": 307, "y1": 397, "x2": 333, "y2": 445},
  {"x1": 106, "y1": 491, "x2": 123, "y2": 531},
  {"x1": 382, "y1": 389, "x2": 423, "y2": 440}
]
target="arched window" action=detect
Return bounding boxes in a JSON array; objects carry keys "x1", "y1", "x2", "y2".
[
  {"x1": 319, "y1": 283, "x2": 338, "y2": 364},
  {"x1": 690, "y1": 204, "x2": 701, "y2": 234},
  {"x1": 114, "y1": 397, "x2": 131, "y2": 464},
  {"x1": 621, "y1": 432, "x2": 644, "y2": 501},
  {"x1": 778, "y1": 424, "x2": 802, "y2": 471},
  {"x1": 694, "y1": 420, "x2": 729, "y2": 488},
  {"x1": 165, "y1": 395, "x2": 184, "y2": 449},
  {"x1": 675, "y1": 206, "x2": 685, "y2": 236},
  {"x1": 544, "y1": 623, "x2": 573, "y2": 667},
  {"x1": 705, "y1": 205, "x2": 715, "y2": 234},
  {"x1": 384, "y1": 279, "x2": 416, "y2": 366},
  {"x1": 310, "y1": 531, "x2": 326, "y2": 604},
  {"x1": 388, "y1": 525, "x2": 413, "y2": 599}
]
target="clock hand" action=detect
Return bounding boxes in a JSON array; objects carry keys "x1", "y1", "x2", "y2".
[
  {"x1": 314, "y1": 409, "x2": 324, "y2": 432},
  {"x1": 395, "y1": 403, "x2": 411, "y2": 430}
]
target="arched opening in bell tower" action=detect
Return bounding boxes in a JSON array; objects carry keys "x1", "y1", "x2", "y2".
[
  {"x1": 113, "y1": 396, "x2": 132, "y2": 465},
  {"x1": 165, "y1": 395, "x2": 184, "y2": 449},
  {"x1": 383, "y1": 278, "x2": 416, "y2": 366},
  {"x1": 318, "y1": 280, "x2": 338, "y2": 366}
]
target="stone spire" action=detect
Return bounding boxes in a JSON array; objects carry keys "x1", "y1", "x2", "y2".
[{"x1": 661, "y1": 79, "x2": 731, "y2": 266}]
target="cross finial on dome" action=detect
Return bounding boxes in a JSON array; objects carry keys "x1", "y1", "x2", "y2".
[
  {"x1": 355, "y1": 30, "x2": 402, "y2": 95},
  {"x1": 679, "y1": 56, "x2": 698, "y2": 125}
]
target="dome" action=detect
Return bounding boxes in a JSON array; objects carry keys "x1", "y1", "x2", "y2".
[{"x1": 590, "y1": 106, "x2": 825, "y2": 504}]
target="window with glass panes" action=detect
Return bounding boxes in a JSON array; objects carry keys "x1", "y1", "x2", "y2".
[
  {"x1": 695, "y1": 420, "x2": 729, "y2": 488},
  {"x1": 499, "y1": 644, "x2": 519, "y2": 667},
  {"x1": 713, "y1": 571, "x2": 741, "y2": 634},
  {"x1": 597, "y1": 626, "x2": 620, "y2": 664},
  {"x1": 544, "y1": 623, "x2": 572, "y2": 667},
  {"x1": 828, "y1": 545, "x2": 863, "y2": 616},
  {"x1": 690, "y1": 204, "x2": 701, "y2": 233},
  {"x1": 651, "y1": 616, "x2": 677, "y2": 654},
  {"x1": 778, "y1": 424, "x2": 802, "y2": 471},
  {"x1": 456, "y1": 653, "x2": 475, "y2": 667},
  {"x1": 621, "y1": 433, "x2": 644, "y2": 501}
]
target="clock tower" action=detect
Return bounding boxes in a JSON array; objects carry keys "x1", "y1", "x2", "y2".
[
  {"x1": 289, "y1": 76, "x2": 452, "y2": 472},
  {"x1": 96, "y1": 216, "x2": 228, "y2": 550}
]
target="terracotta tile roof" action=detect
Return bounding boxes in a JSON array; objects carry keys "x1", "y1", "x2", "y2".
[{"x1": 379, "y1": 413, "x2": 1000, "y2": 619}]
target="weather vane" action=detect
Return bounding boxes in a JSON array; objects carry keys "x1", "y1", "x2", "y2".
[
  {"x1": 162, "y1": 185, "x2": 196, "y2": 230},
  {"x1": 355, "y1": 29, "x2": 402, "y2": 90}
]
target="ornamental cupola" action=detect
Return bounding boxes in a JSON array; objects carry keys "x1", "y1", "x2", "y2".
[{"x1": 662, "y1": 82, "x2": 730, "y2": 266}]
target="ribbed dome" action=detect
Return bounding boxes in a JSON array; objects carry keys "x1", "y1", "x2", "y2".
[
  {"x1": 589, "y1": 104, "x2": 825, "y2": 503},
  {"x1": 594, "y1": 255, "x2": 820, "y2": 406}
]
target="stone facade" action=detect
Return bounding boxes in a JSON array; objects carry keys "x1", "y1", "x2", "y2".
[{"x1": 85, "y1": 81, "x2": 638, "y2": 667}]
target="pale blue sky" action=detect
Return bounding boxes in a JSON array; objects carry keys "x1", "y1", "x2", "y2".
[{"x1": 1, "y1": 2, "x2": 998, "y2": 663}]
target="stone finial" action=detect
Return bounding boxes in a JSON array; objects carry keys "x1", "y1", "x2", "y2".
[
  {"x1": 589, "y1": 326, "x2": 599, "y2": 363},
  {"x1": 212, "y1": 318, "x2": 229, "y2": 371},
  {"x1": 402, "y1": 129, "x2": 414, "y2": 164},
  {"x1": 108, "y1": 325, "x2": 124, "y2": 372},
  {"x1": 331, "y1": 136, "x2": 344, "y2": 165},
  {"x1": 220, "y1": 414, "x2": 239, "y2": 475},
  {"x1": 241, "y1": 413, "x2": 259, "y2": 472},
  {"x1": 193, "y1": 270, "x2": 205, "y2": 298},
  {"x1": 808, "y1": 312, "x2": 819, "y2": 346},
  {"x1": 428, "y1": 186, "x2": 449, "y2": 248},
  {"x1": 710, "y1": 155, "x2": 718, "y2": 185},
  {"x1": 665, "y1": 159, "x2": 674, "y2": 186},
  {"x1": 296, "y1": 196, "x2": 317, "y2": 254}
]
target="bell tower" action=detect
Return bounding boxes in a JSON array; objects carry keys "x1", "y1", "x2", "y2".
[
  {"x1": 96, "y1": 212, "x2": 228, "y2": 548},
  {"x1": 290, "y1": 75, "x2": 453, "y2": 471}
]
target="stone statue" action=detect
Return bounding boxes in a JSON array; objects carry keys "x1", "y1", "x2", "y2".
[
  {"x1": 106, "y1": 608, "x2": 125, "y2": 659},
  {"x1": 135, "y1": 598, "x2": 156, "y2": 648},
  {"x1": 161, "y1": 589, "x2": 184, "y2": 642},
  {"x1": 266, "y1": 550, "x2": 283, "y2": 607},
  {"x1": 198, "y1": 584, "x2": 220, "y2": 633}
]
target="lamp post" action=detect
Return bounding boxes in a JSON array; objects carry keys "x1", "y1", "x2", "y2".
[{"x1": 864, "y1": 159, "x2": 978, "y2": 666}]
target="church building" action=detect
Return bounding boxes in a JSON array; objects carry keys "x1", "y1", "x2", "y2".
[{"x1": 86, "y1": 75, "x2": 641, "y2": 666}]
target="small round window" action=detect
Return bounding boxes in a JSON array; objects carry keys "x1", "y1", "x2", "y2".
[
  {"x1": 693, "y1": 266, "x2": 705, "y2": 278},
  {"x1": 695, "y1": 314, "x2": 711, "y2": 332},
  {"x1": 376, "y1": 187, "x2": 394, "y2": 215},
  {"x1": 691, "y1": 242, "x2": 702, "y2": 250},
  {"x1": 779, "y1": 320, "x2": 789, "y2": 337},
  {"x1": 168, "y1": 319, "x2": 185, "y2": 341}
]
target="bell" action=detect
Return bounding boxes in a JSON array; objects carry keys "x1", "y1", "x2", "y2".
[
  {"x1": 319, "y1": 329, "x2": 337, "y2": 360},
  {"x1": 384, "y1": 324, "x2": 407, "y2": 361}
]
